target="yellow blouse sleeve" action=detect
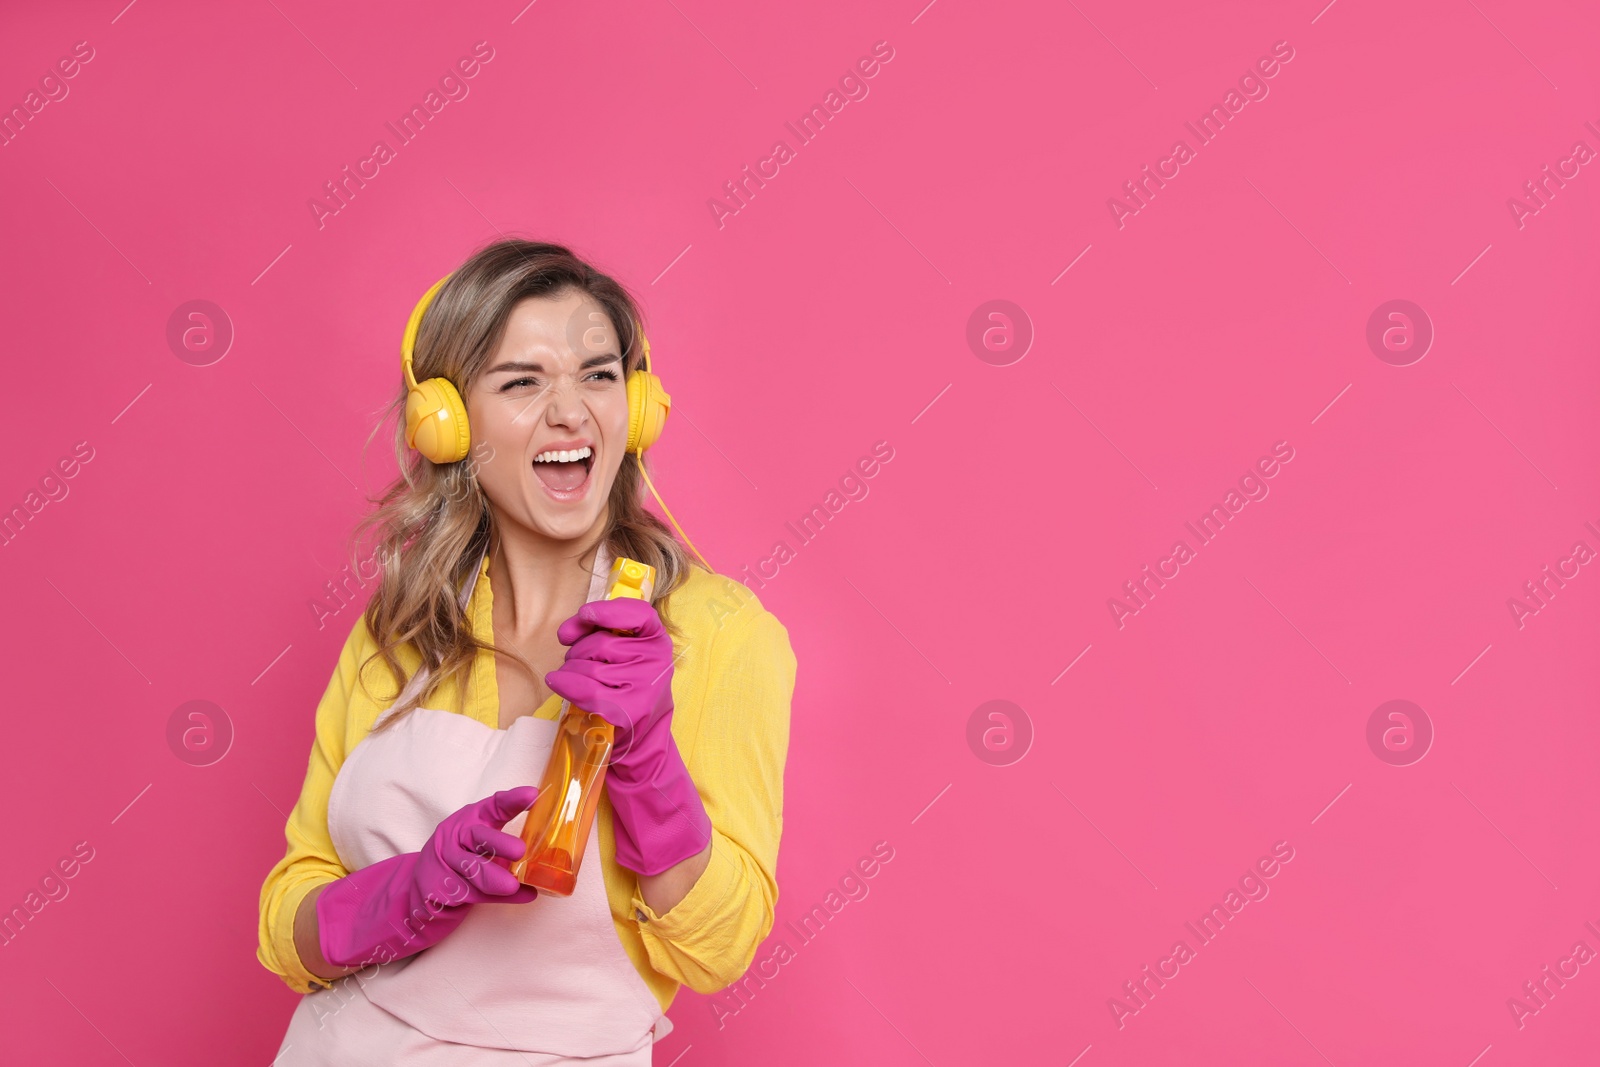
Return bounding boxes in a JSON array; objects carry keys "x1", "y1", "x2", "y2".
[
  {"x1": 629, "y1": 605, "x2": 797, "y2": 994},
  {"x1": 255, "y1": 615, "x2": 376, "y2": 994}
]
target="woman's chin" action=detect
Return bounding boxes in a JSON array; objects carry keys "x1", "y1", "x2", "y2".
[{"x1": 524, "y1": 506, "x2": 593, "y2": 535}]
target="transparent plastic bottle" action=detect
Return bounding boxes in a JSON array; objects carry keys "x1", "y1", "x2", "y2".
[{"x1": 511, "y1": 557, "x2": 656, "y2": 896}]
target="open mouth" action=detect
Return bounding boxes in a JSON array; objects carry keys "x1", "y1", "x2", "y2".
[{"x1": 531, "y1": 445, "x2": 594, "y2": 500}]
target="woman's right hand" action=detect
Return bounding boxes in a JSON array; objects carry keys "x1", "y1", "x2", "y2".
[
  {"x1": 545, "y1": 597, "x2": 677, "y2": 765},
  {"x1": 314, "y1": 786, "x2": 541, "y2": 971}
]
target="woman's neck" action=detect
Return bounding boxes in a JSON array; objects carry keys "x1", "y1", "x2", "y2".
[{"x1": 487, "y1": 515, "x2": 606, "y2": 639}]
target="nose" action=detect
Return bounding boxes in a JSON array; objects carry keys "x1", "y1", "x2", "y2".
[{"x1": 542, "y1": 375, "x2": 589, "y2": 430}]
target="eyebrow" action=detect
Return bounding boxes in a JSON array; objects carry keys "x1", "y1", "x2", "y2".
[{"x1": 486, "y1": 353, "x2": 622, "y2": 374}]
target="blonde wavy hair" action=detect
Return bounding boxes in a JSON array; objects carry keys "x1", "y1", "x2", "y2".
[{"x1": 348, "y1": 238, "x2": 703, "y2": 731}]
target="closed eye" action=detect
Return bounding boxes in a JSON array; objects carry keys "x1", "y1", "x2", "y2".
[{"x1": 498, "y1": 369, "x2": 620, "y2": 392}]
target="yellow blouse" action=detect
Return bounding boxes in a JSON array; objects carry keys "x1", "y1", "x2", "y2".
[{"x1": 256, "y1": 552, "x2": 797, "y2": 1014}]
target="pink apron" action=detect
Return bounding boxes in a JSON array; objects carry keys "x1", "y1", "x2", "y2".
[{"x1": 274, "y1": 544, "x2": 671, "y2": 1066}]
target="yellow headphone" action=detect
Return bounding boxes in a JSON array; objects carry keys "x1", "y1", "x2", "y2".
[{"x1": 400, "y1": 273, "x2": 709, "y2": 569}]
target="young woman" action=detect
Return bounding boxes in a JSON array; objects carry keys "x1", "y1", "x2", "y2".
[{"x1": 256, "y1": 239, "x2": 797, "y2": 1065}]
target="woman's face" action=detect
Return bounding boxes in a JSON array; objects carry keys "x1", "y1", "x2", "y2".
[{"x1": 465, "y1": 288, "x2": 630, "y2": 544}]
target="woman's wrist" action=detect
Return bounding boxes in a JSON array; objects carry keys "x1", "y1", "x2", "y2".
[
  {"x1": 636, "y1": 838, "x2": 713, "y2": 918},
  {"x1": 293, "y1": 882, "x2": 358, "y2": 986},
  {"x1": 606, "y1": 731, "x2": 712, "y2": 875}
]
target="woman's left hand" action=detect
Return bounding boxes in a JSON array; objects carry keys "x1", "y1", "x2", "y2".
[
  {"x1": 546, "y1": 596, "x2": 711, "y2": 876},
  {"x1": 545, "y1": 597, "x2": 675, "y2": 765}
]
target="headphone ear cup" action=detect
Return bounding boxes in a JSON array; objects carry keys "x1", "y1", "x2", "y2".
[
  {"x1": 406, "y1": 377, "x2": 472, "y2": 463},
  {"x1": 626, "y1": 370, "x2": 671, "y2": 454}
]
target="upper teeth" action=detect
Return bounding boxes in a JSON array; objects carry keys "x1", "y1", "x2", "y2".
[{"x1": 534, "y1": 446, "x2": 592, "y2": 464}]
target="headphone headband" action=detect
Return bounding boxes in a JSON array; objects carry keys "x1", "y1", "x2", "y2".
[
  {"x1": 401, "y1": 274, "x2": 451, "y2": 389},
  {"x1": 402, "y1": 272, "x2": 653, "y2": 379}
]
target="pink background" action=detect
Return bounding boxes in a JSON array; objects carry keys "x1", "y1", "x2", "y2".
[{"x1": 2, "y1": 0, "x2": 1597, "y2": 1063}]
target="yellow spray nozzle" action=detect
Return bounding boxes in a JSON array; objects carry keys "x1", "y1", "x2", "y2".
[{"x1": 606, "y1": 558, "x2": 656, "y2": 601}]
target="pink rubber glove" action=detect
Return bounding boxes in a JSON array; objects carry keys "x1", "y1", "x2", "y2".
[
  {"x1": 545, "y1": 598, "x2": 713, "y2": 876},
  {"x1": 316, "y1": 786, "x2": 541, "y2": 970}
]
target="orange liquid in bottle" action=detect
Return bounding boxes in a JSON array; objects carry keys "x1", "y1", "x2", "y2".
[{"x1": 511, "y1": 557, "x2": 655, "y2": 896}]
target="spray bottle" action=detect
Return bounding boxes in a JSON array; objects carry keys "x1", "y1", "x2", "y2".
[{"x1": 511, "y1": 556, "x2": 657, "y2": 896}]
